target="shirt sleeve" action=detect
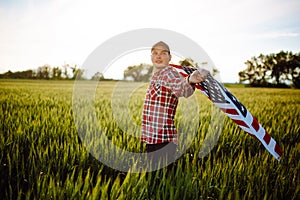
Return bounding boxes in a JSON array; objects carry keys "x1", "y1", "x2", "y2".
[{"x1": 167, "y1": 68, "x2": 195, "y2": 98}]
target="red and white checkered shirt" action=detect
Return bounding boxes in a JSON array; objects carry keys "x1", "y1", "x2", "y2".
[{"x1": 141, "y1": 66, "x2": 195, "y2": 144}]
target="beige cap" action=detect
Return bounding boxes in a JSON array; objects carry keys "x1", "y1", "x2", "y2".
[{"x1": 151, "y1": 41, "x2": 170, "y2": 53}]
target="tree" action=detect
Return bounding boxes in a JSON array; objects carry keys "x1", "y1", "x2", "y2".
[
  {"x1": 239, "y1": 51, "x2": 300, "y2": 88},
  {"x1": 70, "y1": 65, "x2": 85, "y2": 80},
  {"x1": 62, "y1": 64, "x2": 70, "y2": 79},
  {"x1": 179, "y1": 58, "x2": 220, "y2": 76},
  {"x1": 239, "y1": 54, "x2": 270, "y2": 85},
  {"x1": 52, "y1": 67, "x2": 62, "y2": 80},
  {"x1": 289, "y1": 53, "x2": 300, "y2": 88},
  {"x1": 36, "y1": 64, "x2": 51, "y2": 79},
  {"x1": 91, "y1": 72, "x2": 105, "y2": 81},
  {"x1": 123, "y1": 63, "x2": 153, "y2": 82},
  {"x1": 179, "y1": 58, "x2": 197, "y2": 67}
]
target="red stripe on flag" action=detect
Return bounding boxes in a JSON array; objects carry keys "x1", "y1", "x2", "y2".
[
  {"x1": 263, "y1": 132, "x2": 271, "y2": 144},
  {"x1": 179, "y1": 72, "x2": 188, "y2": 77},
  {"x1": 195, "y1": 85, "x2": 205, "y2": 91},
  {"x1": 251, "y1": 117, "x2": 260, "y2": 132},
  {"x1": 232, "y1": 119, "x2": 249, "y2": 128},
  {"x1": 275, "y1": 143, "x2": 283, "y2": 157},
  {"x1": 220, "y1": 108, "x2": 239, "y2": 115},
  {"x1": 170, "y1": 64, "x2": 182, "y2": 69}
]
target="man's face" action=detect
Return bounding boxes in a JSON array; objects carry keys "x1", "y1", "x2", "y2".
[{"x1": 151, "y1": 45, "x2": 172, "y2": 69}]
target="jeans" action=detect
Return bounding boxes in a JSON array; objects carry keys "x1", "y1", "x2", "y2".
[{"x1": 145, "y1": 142, "x2": 177, "y2": 170}]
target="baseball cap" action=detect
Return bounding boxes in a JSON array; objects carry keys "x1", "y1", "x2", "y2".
[{"x1": 151, "y1": 41, "x2": 170, "y2": 53}]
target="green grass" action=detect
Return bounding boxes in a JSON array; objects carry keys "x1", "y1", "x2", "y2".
[{"x1": 0, "y1": 79, "x2": 299, "y2": 199}]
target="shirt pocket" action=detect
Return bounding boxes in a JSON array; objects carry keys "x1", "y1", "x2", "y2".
[{"x1": 148, "y1": 83, "x2": 161, "y2": 99}]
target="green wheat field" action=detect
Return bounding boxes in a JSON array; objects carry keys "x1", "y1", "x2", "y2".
[{"x1": 1, "y1": 79, "x2": 299, "y2": 200}]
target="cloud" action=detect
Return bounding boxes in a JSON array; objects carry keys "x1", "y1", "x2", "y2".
[{"x1": 253, "y1": 32, "x2": 300, "y2": 39}]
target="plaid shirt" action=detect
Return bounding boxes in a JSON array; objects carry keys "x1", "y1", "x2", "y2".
[{"x1": 141, "y1": 66, "x2": 195, "y2": 144}]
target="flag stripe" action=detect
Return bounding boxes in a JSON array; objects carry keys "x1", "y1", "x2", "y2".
[
  {"x1": 251, "y1": 117, "x2": 260, "y2": 132},
  {"x1": 263, "y1": 133, "x2": 271, "y2": 144},
  {"x1": 220, "y1": 108, "x2": 239, "y2": 115},
  {"x1": 275, "y1": 144, "x2": 283, "y2": 157},
  {"x1": 232, "y1": 119, "x2": 249, "y2": 128}
]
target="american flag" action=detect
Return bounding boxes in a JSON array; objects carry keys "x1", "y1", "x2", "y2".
[{"x1": 171, "y1": 64, "x2": 282, "y2": 161}]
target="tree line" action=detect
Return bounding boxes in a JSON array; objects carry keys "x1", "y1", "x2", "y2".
[
  {"x1": 1, "y1": 51, "x2": 299, "y2": 88},
  {"x1": 0, "y1": 64, "x2": 104, "y2": 81}
]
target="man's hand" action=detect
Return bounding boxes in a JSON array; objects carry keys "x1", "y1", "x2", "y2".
[{"x1": 188, "y1": 68, "x2": 209, "y2": 84}]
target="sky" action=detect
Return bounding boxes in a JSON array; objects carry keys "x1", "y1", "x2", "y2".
[{"x1": 0, "y1": 0, "x2": 299, "y2": 83}]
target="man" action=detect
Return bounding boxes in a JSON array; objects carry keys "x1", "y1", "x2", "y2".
[{"x1": 141, "y1": 41, "x2": 208, "y2": 169}]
